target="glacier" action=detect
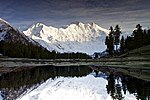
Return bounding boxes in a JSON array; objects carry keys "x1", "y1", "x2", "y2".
[
  {"x1": 24, "y1": 22, "x2": 109, "y2": 54},
  {"x1": 17, "y1": 75, "x2": 136, "y2": 100}
]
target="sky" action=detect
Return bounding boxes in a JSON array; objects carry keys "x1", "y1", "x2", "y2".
[{"x1": 0, "y1": 0, "x2": 150, "y2": 32}]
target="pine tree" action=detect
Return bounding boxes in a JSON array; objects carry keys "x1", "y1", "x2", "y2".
[
  {"x1": 105, "y1": 26, "x2": 114, "y2": 56},
  {"x1": 132, "y1": 24, "x2": 144, "y2": 48},
  {"x1": 120, "y1": 36, "x2": 125, "y2": 53},
  {"x1": 108, "y1": 31, "x2": 114, "y2": 56},
  {"x1": 114, "y1": 25, "x2": 121, "y2": 52},
  {"x1": 105, "y1": 36, "x2": 109, "y2": 51}
]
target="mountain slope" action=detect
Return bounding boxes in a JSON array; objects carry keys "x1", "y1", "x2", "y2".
[
  {"x1": 0, "y1": 18, "x2": 55, "y2": 59},
  {"x1": 24, "y1": 22, "x2": 109, "y2": 54},
  {"x1": 0, "y1": 18, "x2": 35, "y2": 44}
]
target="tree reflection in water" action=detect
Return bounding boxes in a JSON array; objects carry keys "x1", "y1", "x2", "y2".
[
  {"x1": 0, "y1": 65, "x2": 150, "y2": 100},
  {"x1": 106, "y1": 74, "x2": 124, "y2": 100},
  {"x1": 106, "y1": 74, "x2": 150, "y2": 100}
]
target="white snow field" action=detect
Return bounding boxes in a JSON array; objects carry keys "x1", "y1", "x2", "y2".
[{"x1": 17, "y1": 75, "x2": 136, "y2": 100}]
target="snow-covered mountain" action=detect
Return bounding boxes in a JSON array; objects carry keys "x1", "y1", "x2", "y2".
[
  {"x1": 24, "y1": 22, "x2": 109, "y2": 54},
  {"x1": 0, "y1": 18, "x2": 35, "y2": 44}
]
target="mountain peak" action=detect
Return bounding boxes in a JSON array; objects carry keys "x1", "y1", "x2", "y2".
[
  {"x1": 24, "y1": 22, "x2": 109, "y2": 54},
  {"x1": 0, "y1": 18, "x2": 16, "y2": 30},
  {"x1": 30, "y1": 22, "x2": 47, "y2": 29},
  {"x1": 0, "y1": 18, "x2": 35, "y2": 44},
  {"x1": 90, "y1": 22, "x2": 97, "y2": 26},
  {"x1": 0, "y1": 18, "x2": 8, "y2": 24},
  {"x1": 70, "y1": 21, "x2": 83, "y2": 25},
  {"x1": 70, "y1": 21, "x2": 97, "y2": 27},
  {"x1": 35, "y1": 22, "x2": 45, "y2": 27}
]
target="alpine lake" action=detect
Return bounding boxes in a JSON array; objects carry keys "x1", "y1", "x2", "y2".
[{"x1": 0, "y1": 58, "x2": 150, "y2": 100}]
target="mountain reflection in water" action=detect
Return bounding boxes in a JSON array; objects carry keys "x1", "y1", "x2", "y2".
[
  {"x1": 0, "y1": 65, "x2": 91, "y2": 99},
  {"x1": 0, "y1": 65, "x2": 149, "y2": 100}
]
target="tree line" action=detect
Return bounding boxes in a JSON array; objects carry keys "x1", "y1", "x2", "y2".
[
  {"x1": 105, "y1": 24, "x2": 150, "y2": 56},
  {"x1": 0, "y1": 41, "x2": 91, "y2": 59}
]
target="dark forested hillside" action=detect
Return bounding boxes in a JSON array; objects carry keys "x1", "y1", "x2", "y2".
[{"x1": 0, "y1": 41, "x2": 91, "y2": 59}]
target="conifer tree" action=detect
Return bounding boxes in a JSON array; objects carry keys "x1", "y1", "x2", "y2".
[
  {"x1": 132, "y1": 24, "x2": 144, "y2": 48},
  {"x1": 105, "y1": 36, "x2": 109, "y2": 51},
  {"x1": 105, "y1": 26, "x2": 114, "y2": 56},
  {"x1": 120, "y1": 36, "x2": 125, "y2": 53},
  {"x1": 109, "y1": 31, "x2": 114, "y2": 56},
  {"x1": 114, "y1": 25, "x2": 121, "y2": 52}
]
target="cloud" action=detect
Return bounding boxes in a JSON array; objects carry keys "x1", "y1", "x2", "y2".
[{"x1": 0, "y1": 0, "x2": 149, "y2": 32}]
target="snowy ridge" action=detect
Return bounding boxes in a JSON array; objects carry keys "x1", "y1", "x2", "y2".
[
  {"x1": 24, "y1": 22, "x2": 109, "y2": 54},
  {"x1": 0, "y1": 18, "x2": 17, "y2": 30}
]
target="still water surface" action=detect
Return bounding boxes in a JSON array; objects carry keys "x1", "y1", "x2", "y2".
[{"x1": 0, "y1": 65, "x2": 150, "y2": 100}]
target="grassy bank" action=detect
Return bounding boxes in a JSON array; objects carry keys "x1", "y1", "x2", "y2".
[{"x1": 97, "y1": 45, "x2": 150, "y2": 68}]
